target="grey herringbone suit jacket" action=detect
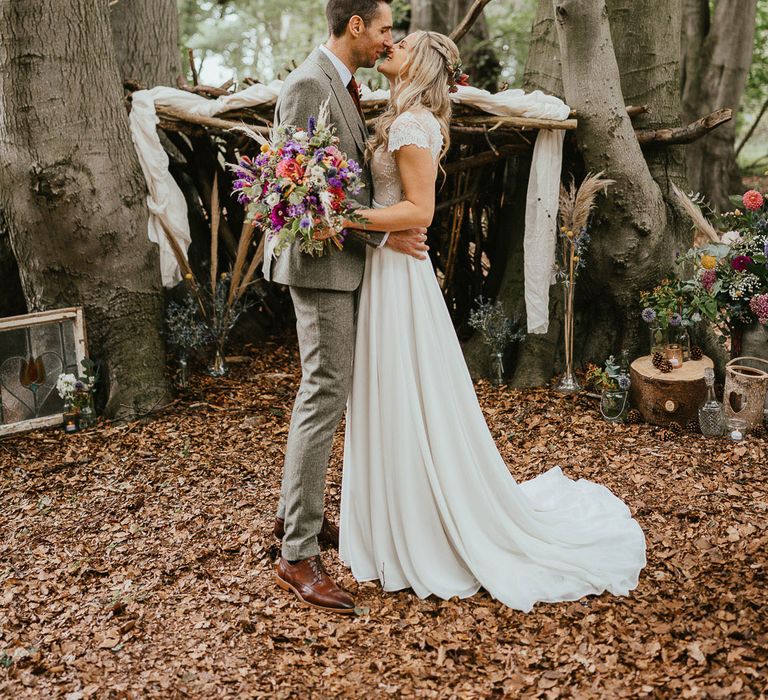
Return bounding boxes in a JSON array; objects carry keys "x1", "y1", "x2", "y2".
[{"x1": 264, "y1": 48, "x2": 383, "y2": 291}]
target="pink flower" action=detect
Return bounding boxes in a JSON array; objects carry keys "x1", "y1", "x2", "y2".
[
  {"x1": 750, "y1": 293, "x2": 768, "y2": 324},
  {"x1": 701, "y1": 269, "x2": 716, "y2": 292},
  {"x1": 742, "y1": 190, "x2": 764, "y2": 211},
  {"x1": 275, "y1": 158, "x2": 304, "y2": 182},
  {"x1": 731, "y1": 255, "x2": 753, "y2": 271}
]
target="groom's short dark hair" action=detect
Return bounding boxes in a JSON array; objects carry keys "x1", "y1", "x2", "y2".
[{"x1": 326, "y1": 0, "x2": 391, "y2": 37}]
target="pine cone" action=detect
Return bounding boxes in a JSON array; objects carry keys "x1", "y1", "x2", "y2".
[
  {"x1": 668, "y1": 421, "x2": 684, "y2": 436},
  {"x1": 652, "y1": 351, "x2": 664, "y2": 369},
  {"x1": 752, "y1": 424, "x2": 766, "y2": 439},
  {"x1": 690, "y1": 345, "x2": 703, "y2": 361},
  {"x1": 627, "y1": 408, "x2": 642, "y2": 425},
  {"x1": 686, "y1": 418, "x2": 700, "y2": 434},
  {"x1": 659, "y1": 359, "x2": 674, "y2": 373}
]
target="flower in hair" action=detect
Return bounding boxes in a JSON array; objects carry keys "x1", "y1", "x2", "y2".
[{"x1": 448, "y1": 61, "x2": 470, "y2": 93}]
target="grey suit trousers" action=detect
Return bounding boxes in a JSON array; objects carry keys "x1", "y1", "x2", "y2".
[{"x1": 277, "y1": 286, "x2": 356, "y2": 560}]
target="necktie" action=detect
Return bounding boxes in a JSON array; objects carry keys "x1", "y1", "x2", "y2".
[{"x1": 346, "y1": 76, "x2": 364, "y2": 121}]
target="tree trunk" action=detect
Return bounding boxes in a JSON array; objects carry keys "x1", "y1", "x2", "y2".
[
  {"x1": 410, "y1": 0, "x2": 501, "y2": 91},
  {"x1": 0, "y1": 209, "x2": 26, "y2": 318},
  {"x1": 681, "y1": 0, "x2": 757, "y2": 210},
  {"x1": 110, "y1": 0, "x2": 181, "y2": 87},
  {"x1": 0, "y1": 0, "x2": 170, "y2": 418},
  {"x1": 478, "y1": 0, "x2": 690, "y2": 387}
]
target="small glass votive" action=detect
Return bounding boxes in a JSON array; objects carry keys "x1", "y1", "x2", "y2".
[
  {"x1": 665, "y1": 343, "x2": 684, "y2": 369},
  {"x1": 63, "y1": 411, "x2": 80, "y2": 434},
  {"x1": 727, "y1": 417, "x2": 747, "y2": 441}
]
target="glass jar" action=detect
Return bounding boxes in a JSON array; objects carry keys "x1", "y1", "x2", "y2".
[
  {"x1": 649, "y1": 324, "x2": 668, "y2": 355},
  {"x1": 664, "y1": 343, "x2": 684, "y2": 369},
  {"x1": 600, "y1": 388, "x2": 629, "y2": 422},
  {"x1": 490, "y1": 352, "x2": 505, "y2": 386}
]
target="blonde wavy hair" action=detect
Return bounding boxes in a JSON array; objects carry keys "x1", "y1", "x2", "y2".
[{"x1": 367, "y1": 31, "x2": 460, "y2": 164}]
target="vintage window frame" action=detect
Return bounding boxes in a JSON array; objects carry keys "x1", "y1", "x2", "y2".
[{"x1": 0, "y1": 307, "x2": 88, "y2": 436}]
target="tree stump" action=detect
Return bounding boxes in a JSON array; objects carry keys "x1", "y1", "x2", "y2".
[{"x1": 629, "y1": 355, "x2": 714, "y2": 427}]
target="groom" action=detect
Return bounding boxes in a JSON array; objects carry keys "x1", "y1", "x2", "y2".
[{"x1": 266, "y1": 0, "x2": 429, "y2": 612}]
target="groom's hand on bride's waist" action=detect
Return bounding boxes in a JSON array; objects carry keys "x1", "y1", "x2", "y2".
[{"x1": 385, "y1": 227, "x2": 429, "y2": 260}]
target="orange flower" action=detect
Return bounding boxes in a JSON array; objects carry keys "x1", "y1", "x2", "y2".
[{"x1": 701, "y1": 255, "x2": 716, "y2": 270}]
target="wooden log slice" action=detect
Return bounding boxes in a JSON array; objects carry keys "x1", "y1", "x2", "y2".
[{"x1": 629, "y1": 355, "x2": 714, "y2": 427}]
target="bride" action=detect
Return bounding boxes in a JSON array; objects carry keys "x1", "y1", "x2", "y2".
[{"x1": 340, "y1": 30, "x2": 646, "y2": 612}]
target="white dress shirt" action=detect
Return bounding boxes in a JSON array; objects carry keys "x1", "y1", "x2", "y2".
[{"x1": 319, "y1": 44, "x2": 389, "y2": 248}]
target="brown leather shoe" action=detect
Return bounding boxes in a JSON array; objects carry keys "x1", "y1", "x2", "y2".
[
  {"x1": 273, "y1": 516, "x2": 339, "y2": 549},
  {"x1": 275, "y1": 556, "x2": 355, "y2": 613}
]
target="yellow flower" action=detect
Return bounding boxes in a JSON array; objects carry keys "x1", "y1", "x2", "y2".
[
  {"x1": 566, "y1": 230, "x2": 574, "y2": 238},
  {"x1": 184, "y1": 273, "x2": 193, "y2": 280},
  {"x1": 734, "y1": 209, "x2": 742, "y2": 216},
  {"x1": 573, "y1": 255, "x2": 580, "y2": 263},
  {"x1": 340, "y1": 160, "x2": 348, "y2": 168},
  {"x1": 296, "y1": 154, "x2": 305, "y2": 164},
  {"x1": 701, "y1": 255, "x2": 717, "y2": 270},
  {"x1": 260, "y1": 143, "x2": 270, "y2": 153}
]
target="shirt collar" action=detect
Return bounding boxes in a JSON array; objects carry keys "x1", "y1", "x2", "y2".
[{"x1": 319, "y1": 44, "x2": 353, "y2": 87}]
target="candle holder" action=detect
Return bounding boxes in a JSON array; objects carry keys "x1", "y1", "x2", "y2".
[
  {"x1": 727, "y1": 417, "x2": 747, "y2": 441},
  {"x1": 664, "y1": 343, "x2": 684, "y2": 369}
]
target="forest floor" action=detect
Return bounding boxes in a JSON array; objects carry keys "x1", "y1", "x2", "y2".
[{"x1": 1, "y1": 339, "x2": 766, "y2": 699}]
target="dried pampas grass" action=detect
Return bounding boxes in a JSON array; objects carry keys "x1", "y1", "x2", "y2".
[
  {"x1": 671, "y1": 183, "x2": 721, "y2": 244},
  {"x1": 558, "y1": 171, "x2": 615, "y2": 234}
]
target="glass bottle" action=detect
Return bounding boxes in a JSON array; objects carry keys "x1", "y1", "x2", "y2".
[
  {"x1": 698, "y1": 367, "x2": 726, "y2": 436},
  {"x1": 490, "y1": 352, "x2": 505, "y2": 386}
]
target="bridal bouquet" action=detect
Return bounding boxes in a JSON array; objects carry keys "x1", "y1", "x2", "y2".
[{"x1": 231, "y1": 100, "x2": 366, "y2": 257}]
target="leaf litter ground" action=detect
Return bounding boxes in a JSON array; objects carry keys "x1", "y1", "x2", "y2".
[{"x1": 1, "y1": 340, "x2": 766, "y2": 699}]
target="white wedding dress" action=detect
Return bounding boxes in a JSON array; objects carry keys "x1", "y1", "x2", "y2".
[{"x1": 339, "y1": 109, "x2": 646, "y2": 612}]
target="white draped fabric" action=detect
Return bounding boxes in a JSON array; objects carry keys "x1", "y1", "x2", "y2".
[
  {"x1": 130, "y1": 83, "x2": 568, "y2": 331},
  {"x1": 340, "y1": 109, "x2": 646, "y2": 612}
]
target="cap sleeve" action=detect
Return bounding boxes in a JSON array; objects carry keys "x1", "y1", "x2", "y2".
[{"x1": 387, "y1": 112, "x2": 432, "y2": 152}]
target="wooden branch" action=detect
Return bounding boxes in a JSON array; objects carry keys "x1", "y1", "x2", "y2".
[
  {"x1": 450, "y1": 0, "x2": 495, "y2": 44},
  {"x1": 454, "y1": 115, "x2": 578, "y2": 130},
  {"x1": 635, "y1": 108, "x2": 732, "y2": 145},
  {"x1": 188, "y1": 49, "x2": 199, "y2": 86},
  {"x1": 736, "y1": 96, "x2": 768, "y2": 158},
  {"x1": 443, "y1": 145, "x2": 530, "y2": 174},
  {"x1": 154, "y1": 105, "x2": 270, "y2": 136},
  {"x1": 626, "y1": 104, "x2": 650, "y2": 118}
]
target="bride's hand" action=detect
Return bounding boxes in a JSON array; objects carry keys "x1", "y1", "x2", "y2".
[{"x1": 385, "y1": 227, "x2": 429, "y2": 260}]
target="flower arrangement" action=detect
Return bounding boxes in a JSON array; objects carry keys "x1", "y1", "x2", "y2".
[
  {"x1": 671, "y1": 186, "x2": 768, "y2": 353},
  {"x1": 56, "y1": 359, "x2": 97, "y2": 411},
  {"x1": 468, "y1": 297, "x2": 525, "y2": 354},
  {"x1": 554, "y1": 172, "x2": 615, "y2": 392},
  {"x1": 161, "y1": 173, "x2": 259, "y2": 377},
  {"x1": 231, "y1": 100, "x2": 366, "y2": 257},
  {"x1": 585, "y1": 355, "x2": 631, "y2": 392}
]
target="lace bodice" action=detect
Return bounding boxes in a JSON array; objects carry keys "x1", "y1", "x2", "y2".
[{"x1": 370, "y1": 109, "x2": 443, "y2": 207}]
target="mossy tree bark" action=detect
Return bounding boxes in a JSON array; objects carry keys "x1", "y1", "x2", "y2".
[{"x1": 0, "y1": 0, "x2": 170, "y2": 418}]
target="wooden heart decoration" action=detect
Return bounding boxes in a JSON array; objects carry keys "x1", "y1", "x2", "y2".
[{"x1": 0, "y1": 352, "x2": 64, "y2": 419}]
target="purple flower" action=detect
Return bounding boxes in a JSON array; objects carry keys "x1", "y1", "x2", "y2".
[
  {"x1": 731, "y1": 255, "x2": 753, "y2": 271},
  {"x1": 641, "y1": 307, "x2": 656, "y2": 323},
  {"x1": 328, "y1": 177, "x2": 342, "y2": 188},
  {"x1": 299, "y1": 215, "x2": 312, "y2": 230},
  {"x1": 237, "y1": 192, "x2": 250, "y2": 205},
  {"x1": 307, "y1": 116, "x2": 316, "y2": 136},
  {"x1": 618, "y1": 374, "x2": 631, "y2": 390},
  {"x1": 74, "y1": 380, "x2": 86, "y2": 391},
  {"x1": 669, "y1": 313, "x2": 682, "y2": 327}
]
